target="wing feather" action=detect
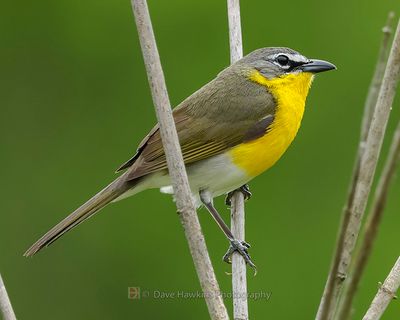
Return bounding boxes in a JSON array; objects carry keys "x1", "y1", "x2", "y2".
[{"x1": 118, "y1": 69, "x2": 276, "y2": 180}]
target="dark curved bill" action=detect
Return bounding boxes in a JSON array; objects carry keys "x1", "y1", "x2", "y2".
[{"x1": 300, "y1": 59, "x2": 336, "y2": 73}]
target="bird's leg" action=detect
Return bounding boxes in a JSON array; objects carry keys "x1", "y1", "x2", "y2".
[
  {"x1": 225, "y1": 184, "x2": 252, "y2": 206},
  {"x1": 199, "y1": 189, "x2": 256, "y2": 270}
]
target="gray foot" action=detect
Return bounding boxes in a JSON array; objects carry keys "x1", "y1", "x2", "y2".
[
  {"x1": 225, "y1": 184, "x2": 252, "y2": 206},
  {"x1": 223, "y1": 239, "x2": 257, "y2": 272}
]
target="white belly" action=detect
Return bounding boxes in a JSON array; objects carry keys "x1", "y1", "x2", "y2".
[{"x1": 119, "y1": 153, "x2": 250, "y2": 207}]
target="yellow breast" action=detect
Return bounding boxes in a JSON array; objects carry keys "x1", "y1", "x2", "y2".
[{"x1": 229, "y1": 70, "x2": 314, "y2": 177}]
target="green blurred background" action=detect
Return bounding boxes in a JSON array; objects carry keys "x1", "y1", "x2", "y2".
[{"x1": 1, "y1": 0, "x2": 400, "y2": 319}]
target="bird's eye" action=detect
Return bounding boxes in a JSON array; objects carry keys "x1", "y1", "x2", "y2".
[{"x1": 275, "y1": 55, "x2": 289, "y2": 66}]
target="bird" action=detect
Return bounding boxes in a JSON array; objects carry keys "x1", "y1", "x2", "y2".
[{"x1": 24, "y1": 47, "x2": 336, "y2": 268}]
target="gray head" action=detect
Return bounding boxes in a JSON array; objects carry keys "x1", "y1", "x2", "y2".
[{"x1": 238, "y1": 47, "x2": 336, "y2": 79}]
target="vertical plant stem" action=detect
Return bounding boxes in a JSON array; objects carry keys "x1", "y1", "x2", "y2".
[
  {"x1": 0, "y1": 274, "x2": 17, "y2": 320},
  {"x1": 317, "y1": 12, "x2": 395, "y2": 319},
  {"x1": 317, "y1": 16, "x2": 400, "y2": 320},
  {"x1": 337, "y1": 120, "x2": 400, "y2": 320},
  {"x1": 230, "y1": 191, "x2": 248, "y2": 320},
  {"x1": 227, "y1": 0, "x2": 243, "y2": 62},
  {"x1": 130, "y1": 1, "x2": 229, "y2": 319},
  {"x1": 227, "y1": 1, "x2": 248, "y2": 319},
  {"x1": 362, "y1": 257, "x2": 400, "y2": 320},
  {"x1": 361, "y1": 12, "x2": 396, "y2": 142},
  {"x1": 323, "y1": 13, "x2": 396, "y2": 320}
]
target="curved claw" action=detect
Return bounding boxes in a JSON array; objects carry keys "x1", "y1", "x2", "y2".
[
  {"x1": 240, "y1": 184, "x2": 252, "y2": 201},
  {"x1": 223, "y1": 239, "x2": 257, "y2": 275},
  {"x1": 225, "y1": 184, "x2": 252, "y2": 206}
]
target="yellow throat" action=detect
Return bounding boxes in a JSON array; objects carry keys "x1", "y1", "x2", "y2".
[{"x1": 229, "y1": 70, "x2": 314, "y2": 177}]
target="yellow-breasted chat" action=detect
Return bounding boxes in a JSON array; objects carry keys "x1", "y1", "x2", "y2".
[{"x1": 24, "y1": 47, "x2": 336, "y2": 268}]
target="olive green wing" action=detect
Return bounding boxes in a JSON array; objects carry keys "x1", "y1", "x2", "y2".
[
  {"x1": 118, "y1": 69, "x2": 276, "y2": 181},
  {"x1": 118, "y1": 106, "x2": 274, "y2": 181}
]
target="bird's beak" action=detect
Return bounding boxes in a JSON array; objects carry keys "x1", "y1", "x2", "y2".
[{"x1": 300, "y1": 59, "x2": 336, "y2": 73}]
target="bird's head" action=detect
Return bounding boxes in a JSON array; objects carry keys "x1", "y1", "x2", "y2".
[
  {"x1": 234, "y1": 47, "x2": 336, "y2": 103},
  {"x1": 239, "y1": 47, "x2": 336, "y2": 79}
]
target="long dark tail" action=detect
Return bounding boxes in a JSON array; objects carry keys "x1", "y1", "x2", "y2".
[{"x1": 24, "y1": 176, "x2": 133, "y2": 257}]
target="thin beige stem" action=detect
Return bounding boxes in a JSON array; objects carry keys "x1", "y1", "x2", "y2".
[
  {"x1": 226, "y1": 1, "x2": 248, "y2": 319},
  {"x1": 316, "y1": 15, "x2": 400, "y2": 320},
  {"x1": 337, "y1": 120, "x2": 400, "y2": 320},
  {"x1": 0, "y1": 274, "x2": 17, "y2": 320},
  {"x1": 230, "y1": 192, "x2": 249, "y2": 320},
  {"x1": 361, "y1": 12, "x2": 396, "y2": 143},
  {"x1": 316, "y1": 12, "x2": 395, "y2": 319},
  {"x1": 227, "y1": 0, "x2": 243, "y2": 62},
  {"x1": 130, "y1": 1, "x2": 229, "y2": 319},
  {"x1": 362, "y1": 257, "x2": 400, "y2": 320},
  {"x1": 330, "y1": 13, "x2": 396, "y2": 320}
]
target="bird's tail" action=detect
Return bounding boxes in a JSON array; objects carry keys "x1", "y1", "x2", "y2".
[{"x1": 24, "y1": 176, "x2": 134, "y2": 257}]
